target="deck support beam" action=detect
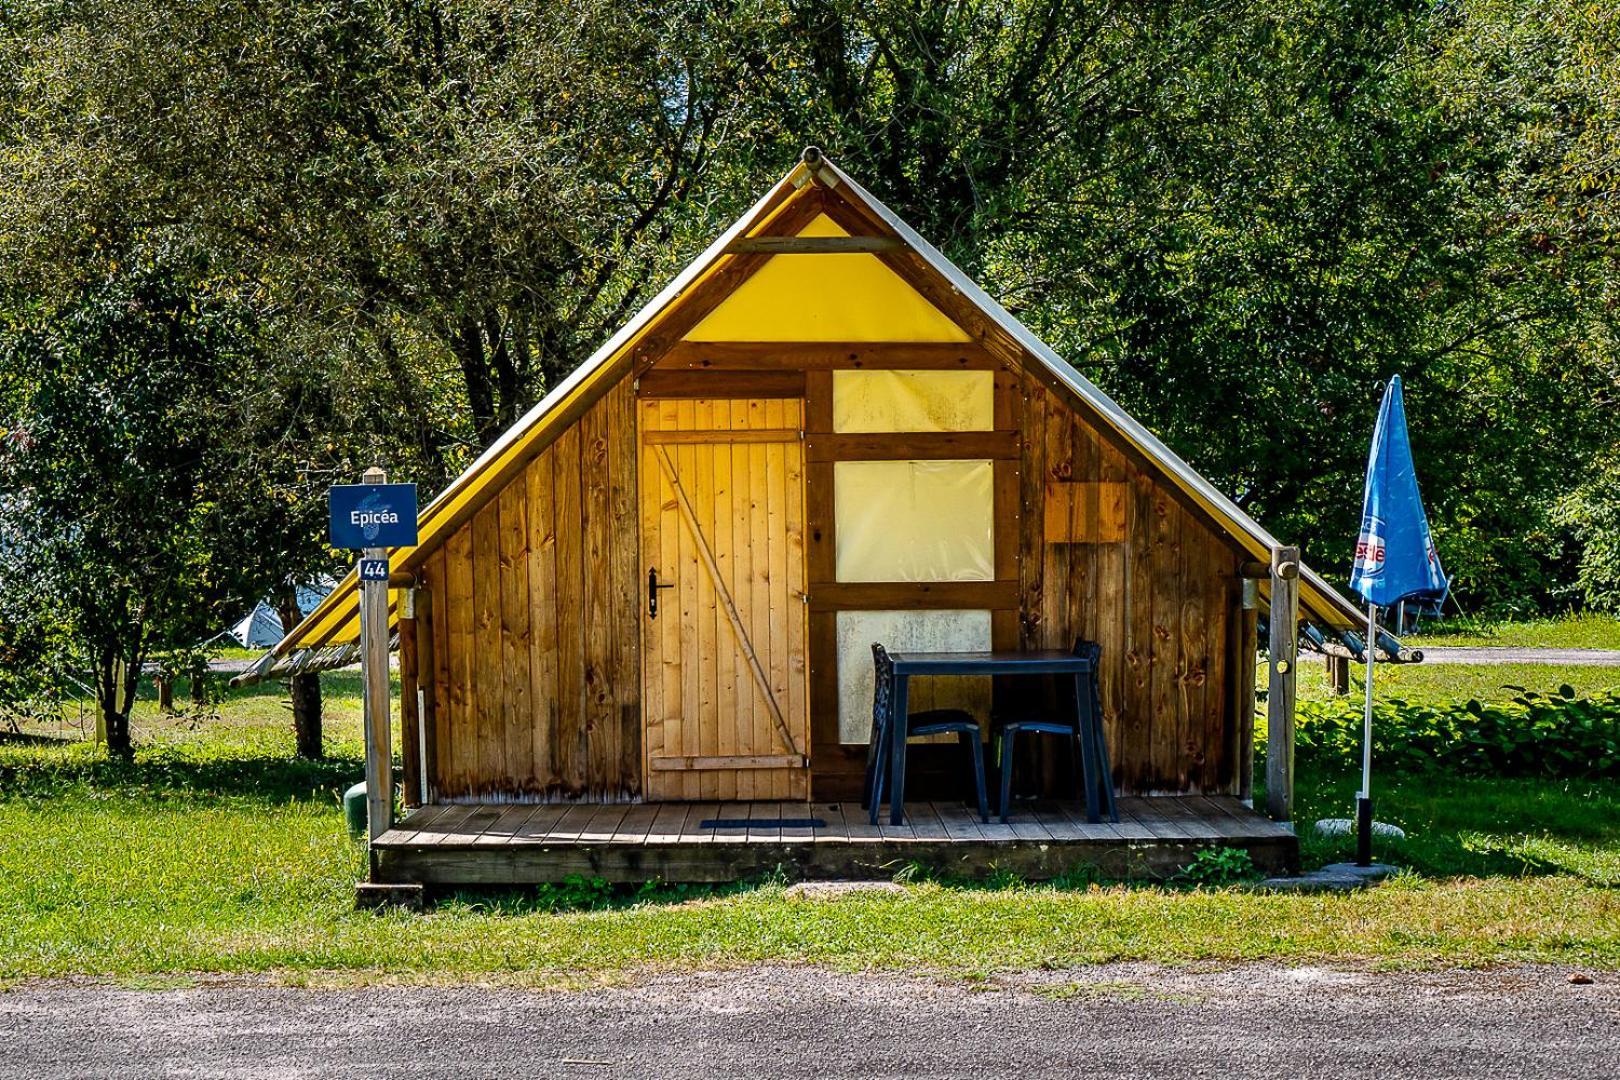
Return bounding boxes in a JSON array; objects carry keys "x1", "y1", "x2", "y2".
[
  {"x1": 1266, "y1": 546, "x2": 1299, "y2": 822},
  {"x1": 1237, "y1": 578, "x2": 1260, "y2": 803},
  {"x1": 1326, "y1": 653, "x2": 1350, "y2": 695}
]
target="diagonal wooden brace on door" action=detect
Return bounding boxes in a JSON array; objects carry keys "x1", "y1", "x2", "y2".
[{"x1": 652, "y1": 444, "x2": 801, "y2": 759}]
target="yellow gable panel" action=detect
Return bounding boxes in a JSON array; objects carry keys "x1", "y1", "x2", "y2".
[{"x1": 683, "y1": 214, "x2": 971, "y2": 342}]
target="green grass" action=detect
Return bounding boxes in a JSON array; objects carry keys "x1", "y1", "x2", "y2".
[
  {"x1": 1293, "y1": 658, "x2": 1620, "y2": 704},
  {"x1": 2, "y1": 669, "x2": 1618, "y2": 983},
  {"x1": 1406, "y1": 612, "x2": 1620, "y2": 650},
  {"x1": 1289, "y1": 764, "x2": 1620, "y2": 884}
]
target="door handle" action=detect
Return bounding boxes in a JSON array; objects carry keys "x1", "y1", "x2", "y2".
[{"x1": 648, "y1": 568, "x2": 675, "y2": 618}]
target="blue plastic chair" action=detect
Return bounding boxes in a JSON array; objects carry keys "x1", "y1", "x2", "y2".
[
  {"x1": 994, "y1": 640, "x2": 1114, "y2": 823},
  {"x1": 862, "y1": 643, "x2": 991, "y2": 826}
]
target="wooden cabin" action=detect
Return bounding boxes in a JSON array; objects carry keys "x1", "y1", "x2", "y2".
[{"x1": 256, "y1": 149, "x2": 1392, "y2": 888}]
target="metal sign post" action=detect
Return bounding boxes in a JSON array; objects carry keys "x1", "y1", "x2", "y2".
[{"x1": 330, "y1": 469, "x2": 418, "y2": 846}]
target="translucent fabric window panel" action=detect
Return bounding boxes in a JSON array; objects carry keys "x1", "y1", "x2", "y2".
[
  {"x1": 834, "y1": 459, "x2": 994, "y2": 582},
  {"x1": 832, "y1": 370, "x2": 994, "y2": 433},
  {"x1": 836, "y1": 609, "x2": 993, "y2": 744}
]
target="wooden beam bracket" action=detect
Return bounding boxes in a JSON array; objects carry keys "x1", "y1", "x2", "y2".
[{"x1": 722, "y1": 236, "x2": 904, "y2": 254}]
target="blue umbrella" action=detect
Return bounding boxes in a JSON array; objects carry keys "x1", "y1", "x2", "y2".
[{"x1": 1348, "y1": 376, "x2": 1448, "y2": 864}]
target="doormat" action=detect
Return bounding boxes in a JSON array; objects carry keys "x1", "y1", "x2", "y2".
[{"x1": 700, "y1": 818, "x2": 826, "y2": 830}]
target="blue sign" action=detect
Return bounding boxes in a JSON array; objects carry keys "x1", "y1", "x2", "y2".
[
  {"x1": 329, "y1": 483, "x2": 418, "y2": 549},
  {"x1": 358, "y1": 558, "x2": 391, "y2": 582}
]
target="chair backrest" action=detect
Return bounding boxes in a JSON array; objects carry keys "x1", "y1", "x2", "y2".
[
  {"x1": 1073, "y1": 638, "x2": 1103, "y2": 729},
  {"x1": 870, "y1": 643, "x2": 894, "y2": 735}
]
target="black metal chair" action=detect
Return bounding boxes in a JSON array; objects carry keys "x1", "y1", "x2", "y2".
[
  {"x1": 993, "y1": 639, "x2": 1115, "y2": 823},
  {"x1": 862, "y1": 643, "x2": 991, "y2": 826}
]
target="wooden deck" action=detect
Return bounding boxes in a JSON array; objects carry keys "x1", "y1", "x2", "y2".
[{"x1": 373, "y1": 796, "x2": 1297, "y2": 886}]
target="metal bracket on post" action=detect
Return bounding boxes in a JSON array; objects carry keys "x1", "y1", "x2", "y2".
[{"x1": 1266, "y1": 546, "x2": 1300, "y2": 823}]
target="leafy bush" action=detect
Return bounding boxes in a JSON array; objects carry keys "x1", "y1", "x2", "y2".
[
  {"x1": 1178, "y1": 847, "x2": 1258, "y2": 887},
  {"x1": 1286, "y1": 687, "x2": 1620, "y2": 780}
]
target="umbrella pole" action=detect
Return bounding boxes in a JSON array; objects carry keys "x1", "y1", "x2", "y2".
[{"x1": 1357, "y1": 599, "x2": 1376, "y2": 867}]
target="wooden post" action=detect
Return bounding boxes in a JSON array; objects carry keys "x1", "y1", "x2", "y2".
[
  {"x1": 1266, "y1": 546, "x2": 1299, "y2": 822},
  {"x1": 359, "y1": 466, "x2": 394, "y2": 845},
  {"x1": 1326, "y1": 653, "x2": 1350, "y2": 695},
  {"x1": 398, "y1": 586, "x2": 420, "y2": 809},
  {"x1": 1237, "y1": 577, "x2": 1260, "y2": 803}
]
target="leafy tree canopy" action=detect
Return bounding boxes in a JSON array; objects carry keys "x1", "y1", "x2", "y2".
[{"x1": 0, "y1": 0, "x2": 1615, "y2": 693}]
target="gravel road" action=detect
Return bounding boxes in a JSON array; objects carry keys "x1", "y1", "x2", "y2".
[
  {"x1": 2, "y1": 964, "x2": 1614, "y2": 1079},
  {"x1": 1414, "y1": 646, "x2": 1620, "y2": 666}
]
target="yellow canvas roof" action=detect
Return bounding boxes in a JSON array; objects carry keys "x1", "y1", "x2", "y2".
[{"x1": 272, "y1": 150, "x2": 1370, "y2": 667}]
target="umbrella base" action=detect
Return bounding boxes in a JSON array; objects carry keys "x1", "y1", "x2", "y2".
[{"x1": 1312, "y1": 818, "x2": 1406, "y2": 840}]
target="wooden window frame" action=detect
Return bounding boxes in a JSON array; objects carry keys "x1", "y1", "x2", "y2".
[{"x1": 805, "y1": 365, "x2": 1023, "y2": 798}]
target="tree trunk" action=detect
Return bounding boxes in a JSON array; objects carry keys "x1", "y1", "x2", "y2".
[
  {"x1": 277, "y1": 590, "x2": 324, "y2": 759},
  {"x1": 190, "y1": 664, "x2": 209, "y2": 706},
  {"x1": 453, "y1": 317, "x2": 499, "y2": 447},
  {"x1": 97, "y1": 649, "x2": 134, "y2": 760},
  {"x1": 157, "y1": 676, "x2": 175, "y2": 713},
  {"x1": 290, "y1": 670, "x2": 324, "y2": 759},
  {"x1": 102, "y1": 704, "x2": 132, "y2": 759}
]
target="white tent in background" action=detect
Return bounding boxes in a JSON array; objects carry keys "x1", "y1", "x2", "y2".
[
  {"x1": 230, "y1": 602, "x2": 284, "y2": 648},
  {"x1": 226, "y1": 579, "x2": 337, "y2": 649}
]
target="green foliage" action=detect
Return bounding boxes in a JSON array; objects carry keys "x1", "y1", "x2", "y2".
[
  {"x1": 1556, "y1": 454, "x2": 1620, "y2": 612},
  {"x1": 0, "y1": 0, "x2": 1615, "y2": 615},
  {"x1": 0, "y1": 566, "x2": 75, "y2": 731},
  {"x1": 1176, "y1": 847, "x2": 1259, "y2": 888},
  {"x1": 1290, "y1": 689, "x2": 1620, "y2": 780},
  {"x1": 0, "y1": 242, "x2": 274, "y2": 753}
]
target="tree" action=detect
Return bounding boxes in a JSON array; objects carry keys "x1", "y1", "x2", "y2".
[
  {"x1": 3, "y1": 0, "x2": 1616, "y2": 618},
  {"x1": 0, "y1": 242, "x2": 268, "y2": 757},
  {"x1": 0, "y1": 0, "x2": 772, "y2": 474},
  {"x1": 220, "y1": 349, "x2": 355, "y2": 758},
  {"x1": 741, "y1": 0, "x2": 1618, "y2": 611}
]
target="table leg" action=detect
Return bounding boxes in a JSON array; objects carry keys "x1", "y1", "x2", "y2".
[
  {"x1": 1091, "y1": 700, "x2": 1119, "y2": 823},
  {"x1": 888, "y1": 674, "x2": 909, "y2": 826},
  {"x1": 1073, "y1": 673, "x2": 1101, "y2": 823}
]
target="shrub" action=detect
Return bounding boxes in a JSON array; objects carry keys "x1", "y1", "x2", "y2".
[
  {"x1": 1282, "y1": 687, "x2": 1620, "y2": 780},
  {"x1": 1178, "y1": 847, "x2": 1258, "y2": 887}
]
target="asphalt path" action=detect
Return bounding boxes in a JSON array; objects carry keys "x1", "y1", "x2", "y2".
[
  {"x1": 2, "y1": 964, "x2": 1614, "y2": 1079},
  {"x1": 1413, "y1": 646, "x2": 1620, "y2": 666}
]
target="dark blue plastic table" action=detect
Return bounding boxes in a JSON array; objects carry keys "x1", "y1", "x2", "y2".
[{"x1": 881, "y1": 650, "x2": 1118, "y2": 826}]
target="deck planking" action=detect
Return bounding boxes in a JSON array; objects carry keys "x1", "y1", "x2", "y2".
[{"x1": 375, "y1": 796, "x2": 1296, "y2": 886}]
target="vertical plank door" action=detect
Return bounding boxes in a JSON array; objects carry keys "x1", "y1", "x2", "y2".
[{"x1": 640, "y1": 398, "x2": 810, "y2": 801}]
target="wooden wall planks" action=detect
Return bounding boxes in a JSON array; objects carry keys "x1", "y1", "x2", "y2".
[
  {"x1": 415, "y1": 356, "x2": 1246, "y2": 802},
  {"x1": 1017, "y1": 374, "x2": 1243, "y2": 795},
  {"x1": 420, "y1": 380, "x2": 641, "y2": 802}
]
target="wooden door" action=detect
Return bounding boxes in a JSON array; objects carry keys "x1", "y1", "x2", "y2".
[{"x1": 639, "y1": 399, "x2": 810, "y2": 801}]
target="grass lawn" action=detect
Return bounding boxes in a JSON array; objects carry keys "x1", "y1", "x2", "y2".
[
  {"x1": 1293, "y1": 656, "x2": 1620, "y2": 703},
  {"x1": 1406, "y1": 612, "x2": 1620, "y2": 650},
  {"x1": 2, "y1": 663, "x2": 1618, "y2": 984}
]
